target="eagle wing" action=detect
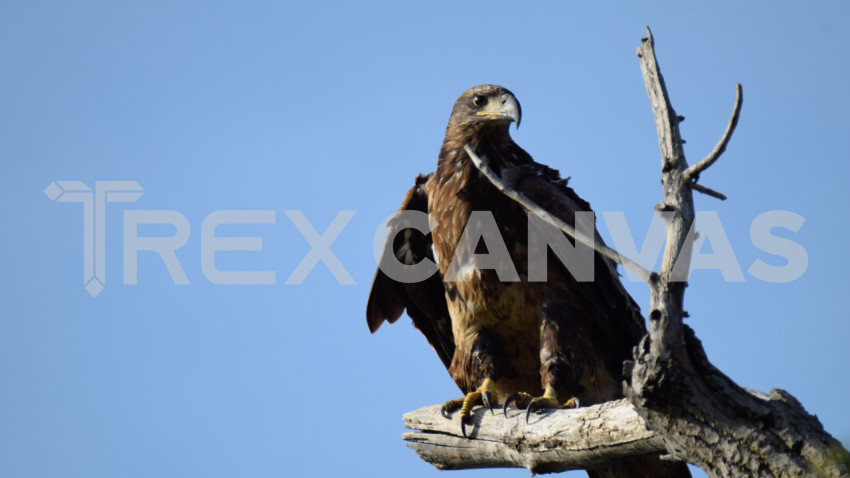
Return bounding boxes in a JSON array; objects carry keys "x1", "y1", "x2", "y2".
[
  {"x1": 366, "y1": 173, "x2": 454, "y2": 369},
  {"x1": 515, "y1": 163, "x2": 647, "y2": 375}
]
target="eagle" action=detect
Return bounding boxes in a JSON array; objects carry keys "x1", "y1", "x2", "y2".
[{"x1": 367, "y1": 85, "x2": 690, "y2": 478}]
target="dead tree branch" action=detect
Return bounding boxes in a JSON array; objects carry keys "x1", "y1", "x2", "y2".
[
  {"x1": 635, "y1": 26, "x2": 692, "y2": 357},
  {"x1": 463, "y1": 144, "x2": 654, "y2": 283},
  {"x1": 689, "y1": 182, "x2": 727, "y2": 200},
  {"x1": 625, "y1": 26, "x2": 849, "y2": 477},
  {"x1": 404, "y1": 399, "x2": 665, "y2": 474},
  {"x1": 685, "y1": 83, "x2": 743, "y2": 184}
]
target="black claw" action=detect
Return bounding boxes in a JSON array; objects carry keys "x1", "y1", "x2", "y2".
[
  {"x1": 525, "y1": 401, "x2": 538, "y2": 424},
  {"x1": 461, "y1": 415, "x2": 469, "y2": 438},
  {"x1": 503, "y1": 392, "x2": 520, "y2": 417},
  {"x1": 482, "y1": 391, "x2": 493, "y2": 415},
  {"x1": 441, "y1": 405, "x2": 451, "y2": 419}
]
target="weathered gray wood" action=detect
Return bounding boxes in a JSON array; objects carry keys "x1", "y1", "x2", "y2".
[
  {"x1": 636, "y1": 26, "x2": 691, "y2": 358},
  {"x1": 627, "y1": 328, "x2": 850, "y2": 477},
  {"x1": 403, "y1": 399, "x2": 667, "y2": 474},
  {"x1": 624, "y1": 26, "x2": 850, "y2": 477}
]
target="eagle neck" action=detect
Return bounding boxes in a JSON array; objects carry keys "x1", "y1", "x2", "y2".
[{"x1": 437, "y1": 125, "x2": 521, "y2": 180}]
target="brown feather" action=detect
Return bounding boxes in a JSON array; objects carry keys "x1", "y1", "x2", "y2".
[{"x1": 367, "y1": 174, "x2": 454, "y2": 369}]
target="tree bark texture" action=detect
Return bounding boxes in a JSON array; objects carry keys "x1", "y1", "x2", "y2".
[
  {"x1": 626, "y1": 27, "x2": 850, "y2": 478},
  {"x1": 404, "y1": 399, "x2": 666, "y2": 474}
]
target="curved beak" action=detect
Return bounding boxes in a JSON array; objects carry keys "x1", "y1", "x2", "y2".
[{"x1": 476, "y1": 93, "x2": 522, "y2": 129}]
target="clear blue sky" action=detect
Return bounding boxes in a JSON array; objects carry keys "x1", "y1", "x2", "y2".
[{"x1": 2, "y1": 2, "x2": 848, "y2": 477}]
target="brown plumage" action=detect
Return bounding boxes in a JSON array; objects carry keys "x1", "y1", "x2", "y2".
[{"x1": 367, "y1": 85, "x2": 689, "y2": 477}]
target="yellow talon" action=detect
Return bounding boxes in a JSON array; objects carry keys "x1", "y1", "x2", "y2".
[
  {"x1": 503, "y1": 386, "x2": 580, "y2": 422},
  {"x1": 441, "y1": 378, "x2": 498, "y2": 437}
]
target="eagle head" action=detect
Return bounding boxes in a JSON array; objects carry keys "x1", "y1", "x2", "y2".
[{"x1": 447, "y1": 84, "x2": 522, "y2": 134}]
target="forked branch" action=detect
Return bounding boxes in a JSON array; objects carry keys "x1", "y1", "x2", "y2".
[{"x1": 625, "y1": 26, "x2": 850, "y2": 477}]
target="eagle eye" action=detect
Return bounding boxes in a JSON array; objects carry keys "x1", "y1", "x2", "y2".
[{"x1": 472, "y1": 94, "x2": 488, "y2": 107}]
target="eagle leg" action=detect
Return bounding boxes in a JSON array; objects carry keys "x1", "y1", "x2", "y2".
[
  {"x1": 440, "y1": 378, "x2": 498, "y2": 437},
  {"x1": 505, "y1": 301, "x2": 584, "y2": 421}
]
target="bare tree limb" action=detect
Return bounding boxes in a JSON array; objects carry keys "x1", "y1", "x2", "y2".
[
  {"x1": 685, "y1": 84, "x2": 743, "y2": 182},
  {"x1": 463, "y1": 144, "x2": 654, "y2": 283},
  {"x1": 625, "y1": 26, "x2": 850, "y2": 477},
  {"x1": 689, "y1": 182, "x2": 727, "y2": 200},
  {"x1": 634, "y1": 26, "x2": 694, "y2": 358},
  {"x1": 403, "y1": 399, "x2": 666, "y2": 474}
]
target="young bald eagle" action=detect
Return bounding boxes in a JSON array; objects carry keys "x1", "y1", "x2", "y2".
[{"x1": 367, "y1": 85, "x2": 690, "y2": 478}]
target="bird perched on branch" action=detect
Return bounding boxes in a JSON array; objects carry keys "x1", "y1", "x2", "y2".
[{"x1": 367, "y1": 85, "x2": 690, "y2": 478}]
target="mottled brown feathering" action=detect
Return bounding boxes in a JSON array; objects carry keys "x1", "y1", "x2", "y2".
[{"x1": 367, "y1": 85, "x2": 689, "y2": 477}]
